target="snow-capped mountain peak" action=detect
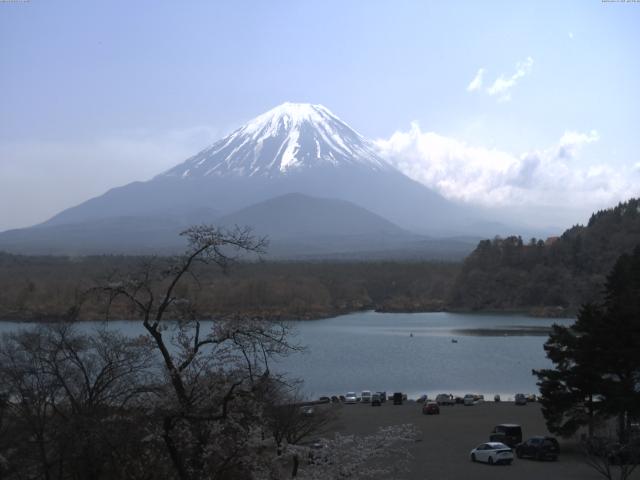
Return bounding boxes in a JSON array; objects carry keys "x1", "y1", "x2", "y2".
[{"x1": 162, "y1": 102, "x2": 391, "y2": 178}]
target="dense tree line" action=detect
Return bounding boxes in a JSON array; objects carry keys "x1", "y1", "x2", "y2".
[
  {"x1": 0, "y1": 254, "x2": 458, "y2": 321},
  {"x1": 450, "y1": 198, "x2": 640, "y2": 314},
  {"x1": 3, "y1": 199, "x2": 640, "y2": 321}
]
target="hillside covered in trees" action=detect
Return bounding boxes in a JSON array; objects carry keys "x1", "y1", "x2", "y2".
[
  {"x1": 450, "y1": 198, "x2": 640, "y2": 314},
  {"x1": 3, "y1": 199, "x2": 640, "y2": 321},
  {"x1": 0, "y1": 254, "x2": 458, "y2": 321}
]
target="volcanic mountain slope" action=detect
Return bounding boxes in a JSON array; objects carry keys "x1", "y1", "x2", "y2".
[
  {"x1": 163, "y1": 102, "x2": 391, "y2": 178},
  {"x1": 0, "y1": 103, "x2": 496, "y2": 255},
  {"x1": 40, "y1": 103, "x2": 477, "y2": 233}
]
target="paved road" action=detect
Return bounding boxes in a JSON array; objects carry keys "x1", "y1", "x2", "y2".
[{"x1": 325, "y1": 401, "x2": 639, "y2": 480}]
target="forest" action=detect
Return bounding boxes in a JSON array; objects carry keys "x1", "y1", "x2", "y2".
[
  {"x1": 0, "y1": 253, "x2": 459, "y2": 321},
  {"x1": 450, "y1": 198, "x2": 640, "y2": 315},
  {"x1": 2, "y1": 198, "x2": 640, "y2": 321}
]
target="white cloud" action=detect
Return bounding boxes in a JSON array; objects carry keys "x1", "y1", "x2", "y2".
[
  {"x1": 375, "y1": 124, "x2": 638, "y2": 210},
  {"x1": 467, "y1": 57, "x2": 534, "y2": 102},
  {"x1": 466, "y1": 68, "x2": 485, "y2": 92},
  {"x1": 486, "y1": 57, "x2": 534, "y2": 101}
]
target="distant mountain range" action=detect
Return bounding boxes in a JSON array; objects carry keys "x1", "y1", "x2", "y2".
[{"x1": 0, "y1": 103, "x2": 540, "y2": 258}]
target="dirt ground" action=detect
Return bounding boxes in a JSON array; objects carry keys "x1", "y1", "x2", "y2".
[{"x1": 323, "y1": 400, "x2": 639, "y2": 480}]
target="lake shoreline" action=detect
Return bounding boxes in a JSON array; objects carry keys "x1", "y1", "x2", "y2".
[{"x1": 0, "y1": 305, "x2": 576, "y2": 323}]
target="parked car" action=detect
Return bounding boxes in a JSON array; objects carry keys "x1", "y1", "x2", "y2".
[
  {"x1": 301, "y1": 405, "x2": 314, "y2": 416},
  {"x1": 361, "y1": 391, "x2": 372, "y2": 403},
  {"x1": 422, "y1": 401, "x2": 440, "y2": 415},
  {"x1": 416, "y1": 394, "x2": 428, "y2": 404},
  {"x1": 339, "y1": 395, "x2": 346, "y2": 403},
  {"x1": 330, "y1": 395, "x2": 339, "y2": 403},
  {"x1": 454, "y1": 396, "x2": 464, "y2": 405},
  {"x1": 318, "y1": 396, "x2": 330, "y2": 404},
  {"x1": 470, "y1": 442, "x2": 514, "y2": 465},
  {"x1": 371, "y1": 394, "x2": 381, "y2": 406},
  {"x1": 515, "y1": 393, "x2": 527, "y2": 405},
  {"x1": 474, "y1": 394, "x2": 485, "y2": 403},
  {"x1": 436, "y1": 393, "x2": 455, "y2": 406},
  {"x1": 393, "y1": 392, "x2": 403, "y2": 405},
  {"x1": 515, "y1": 436, "x2": 559, "y2": 461},
  {"x1": 526, "y1": 393, "x2": 537, "y2": 402},
  {"x1": 376, "y1": 391, "x2": 387, "y2": 403},
  {"x1": 463, "y1": 394, "x2": 476, "y2": 406},
  {"x1": 494, "y1": 394, "x2": 501, "y2": 402},
  {"x1": 345, "y1": 392, "x2": 358, "y2": 404},
  {"x1": 490, "y1": 424, "x2": 523, "y2": 448}
]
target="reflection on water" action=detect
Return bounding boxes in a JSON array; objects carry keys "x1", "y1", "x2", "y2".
[
  {"x1": 275, "y1": 311, "x2": 574, "y2": 398},
  {"x1": 451, "y1": 326, "x2": 554, "y2": 337},
  {"x1": 0, "y1": 311, "x2": 574, "y2": 400}
]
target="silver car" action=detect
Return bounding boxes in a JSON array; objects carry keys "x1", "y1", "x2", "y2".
[{"x1": 345, "y1": 392, "x2": 358, "y2": 404}]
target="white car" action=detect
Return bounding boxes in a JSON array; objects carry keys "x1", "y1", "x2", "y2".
[
  {"x1": 361, "y1": 390, "x2": 372, "y2": 403},
  {"x1": 463, "y1": 394, "x2": 476, "y2": 406},
  {"x1": 345, "y1": 392, "x2": 358, "y2": 404},
  {"x1": 436, "y1": 393, "x2": 454, "y2": 406},
  {"x1": 470, "y1": 442, "x2": 514, "y2": 465}
]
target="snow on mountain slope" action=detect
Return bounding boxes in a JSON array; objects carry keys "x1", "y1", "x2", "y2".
[
  {"x1": 161, "y1": 102, "x2": 392, "y2": 178},
  {"x1": 26, "y1": 102, "x2": 497, "y2": 240}
]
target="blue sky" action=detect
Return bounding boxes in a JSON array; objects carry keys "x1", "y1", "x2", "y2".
[{"x1": 1, "y1": 0, "x2": 639, "y2": 230}]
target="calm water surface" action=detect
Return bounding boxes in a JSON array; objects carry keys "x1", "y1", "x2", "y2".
[{"x1": 0, "y1": 311, "x2": 573, "y2": 399}]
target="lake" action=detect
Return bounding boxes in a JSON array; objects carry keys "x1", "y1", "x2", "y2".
[{"x1": 0, "y1": 311, "x2": 574, "y2": 400}]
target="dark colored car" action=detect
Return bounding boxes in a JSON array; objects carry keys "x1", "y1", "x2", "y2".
[
  {"x1": 515, "y1": 393, "x2": 527, "y2": 406},
  {"x1": 393, "y1": 392, "x2": 403, "y2": 405},
  {"x1": 422, "y1": 401, "x2": 440, "y2": 415},
  {"x1": 376, "y1": 391, "x2": 387, "y2": 403},
  {"x1": 515, "y1": 436, "x2": 559, "y2": 461},
  {"x1": 371, "y1": 394, "x2": 381, "y2": 406},
  {"x1": 490, "y1": 424, "x2": 523, "y2": 448}
]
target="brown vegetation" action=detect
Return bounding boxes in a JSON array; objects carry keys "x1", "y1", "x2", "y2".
[{"x1": 0, "y1": 253, "x2": 459, "y2": 322}]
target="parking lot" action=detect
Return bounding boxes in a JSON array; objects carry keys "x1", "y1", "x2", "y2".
[{"x1": 326, "y1": 400, "x2": 639, "y2": 480}]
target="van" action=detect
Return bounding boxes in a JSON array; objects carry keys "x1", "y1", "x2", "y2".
[
  {"x1": 515, "y1": 393, "x2": 527, "y2": 405},
  {"x1": 490, "y1": 424, "x2": 523, "y2": 447}
]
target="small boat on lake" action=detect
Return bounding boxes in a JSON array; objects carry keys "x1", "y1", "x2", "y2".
[{"x1": 451, "y1": 338, "x2": 458, "y2": 343}]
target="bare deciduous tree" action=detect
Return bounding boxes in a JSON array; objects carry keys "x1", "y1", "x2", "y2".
[
  {"x1": 0, "y1": 324, "x2": 156, "y2": 480},
  {"x1": 263, "y1": 386, "x2": 336, "y2": 456},
  {"x1": 582, "y1": 436, "x2": 639, "y2": 480},
  {"x1": 95, "y1": 225, "x2": 303, "y2": 480}
]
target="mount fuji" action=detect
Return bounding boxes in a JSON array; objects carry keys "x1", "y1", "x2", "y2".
[{"x1": 0, "y1": 103, "x2": 494, "y2": 256}]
